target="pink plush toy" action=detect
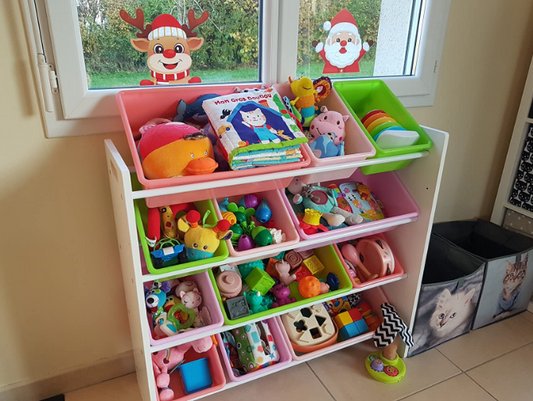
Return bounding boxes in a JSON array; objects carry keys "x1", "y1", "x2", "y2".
[
  {"x1": 275, "y1": 260, "x2": 297, "y2": 286},
  {"x1": 308, "y1": 106, "x2": 349, "y2": 158},
  {"x1": 180, "y1": 288, "x2": 211, "y2": 328},
  {"x1": 152, "y1": 337, "x2": 213, "y2": 401},
  {"x1": 271, "y1": 283, "x2": 296, "y2": 308}
]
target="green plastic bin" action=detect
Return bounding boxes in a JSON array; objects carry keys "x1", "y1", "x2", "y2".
[
  {"x1": 210, "y1": 245, "x2": 352, "y2": 325},
  {"x1": 334, "y1": 79, "x2": 432, "y2": 174},
  {"x1": 135, "y1": 199, "x2": 229, "y2": 275}
]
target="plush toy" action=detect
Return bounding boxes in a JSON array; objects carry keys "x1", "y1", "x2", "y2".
[
  {"x1": 180, "y1": 288, "x2": 210, "y2": 328},
  {"x1": 271, "y1": 283, "x2": 296, "y2": 308},
  {"x1": 308, "y1": 106, "x2": 349, "y2": 158},
  {"x1": 177, "y1": 210, "x2": 232, "y2": 261},
  {"x1": 174, "y1": 94, "x2": 219, "y2": 124},
  {"x1": 138, "y1": 120, "x2": 218, "y2": 179},
  {"x1": 287, "y1": 177, "x2": 363, "y2": 227},
  {"x1": 289, "y1": 76, "x2": 332, "y2": 127},
  {"x1": 152, "y1": 337, "x2": 214, "y2": 401},
  {"x1": 147, "y1": 203, "x2": 196, "y2": 245}
]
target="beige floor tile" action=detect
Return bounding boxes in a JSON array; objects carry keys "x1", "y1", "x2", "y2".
[
  {"x1": 468, "y1": 343, "x2": 533, "y2": 401},
  {"x1": 520, "y1": 310, "x2": 533, "y2": 324},
  {"x1": 209, "y1": 363, "x2": 334, "y2": 401},
  {"x1": 307, "y1": 341, "x2": 460, "y2": 401},
  {"x1": 437, "y1": 315, "x2": 533, "y2": 371},
  {"x1": 66, "y1": 374, "x2": 141, "y2": 401},
  {"x1": 400, "y1": 374, "x2": 495, "y2": 401}
]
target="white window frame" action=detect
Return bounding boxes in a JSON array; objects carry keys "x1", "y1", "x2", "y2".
[{"x1": 21, "y1": 0, "x2": 450, "y2": 138}]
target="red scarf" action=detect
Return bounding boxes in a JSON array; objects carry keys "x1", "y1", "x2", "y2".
[{"x1": 151, "y1": 69, "x2": 189, "y2": 84}]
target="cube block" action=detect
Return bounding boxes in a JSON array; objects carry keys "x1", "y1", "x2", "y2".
[
  {"x1": 302, "y1": 255, "x2": 325, "y2": 275},
  {"x1": 245, "y1": 267, "x2": 275, "y2": 296},
  {"x1": 354, "y1": 319, "x2": 369, "y2": 334},
  {"x1": 265, "y1": 258, "x2": 280, "y2": 279},
  {"x1": 225, "y1": 296, "x2": 250, "y2": 320},
  {"x1": 178, "y1": 357, "x2": 212, "y2": 394},
  {"x1": 358, "y1": 301, "x2": 372, "y2": 317},
  {"x1": 348, "y1": 308, "x2": 362, "y2": 322},
  {"x1": 293, "y1": 265, "x2": 312, "y2": 282},
  {"x1": 334, "y1": 311, "x2": 353, "y2": 328}
]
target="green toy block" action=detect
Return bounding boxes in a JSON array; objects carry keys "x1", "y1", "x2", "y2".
[
  {"x1": 289, "y1": 281, "x2": 305, "y2": 301},
  {"x1": 244, "y1": 267, "x2": 275, "y2": 296},
  {"x1": 302, "y1": 255, "x2": 325, "y2": 275}
]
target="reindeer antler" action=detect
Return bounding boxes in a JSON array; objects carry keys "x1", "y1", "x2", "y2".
[
  {"x1": 182, "y1": 9, "x2": 209, "y2": 38},
  {"x1": 120, "y1": 9, "x2": 152, "y2": 39}
]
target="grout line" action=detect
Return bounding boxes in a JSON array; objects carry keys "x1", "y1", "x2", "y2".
[
  {"x1": 464, "y1": 373, "x2": 499, "y2": 401},
  {"x1": 306, "y1": 362, "x2": 338, "y2": 401},
  {"x1": 394, "y1": 372, "x2": 463, "y2": 401},
  {"x1": 434, "y1": 348, "x2": 464, "y2": 372},
  {"x1": 461, "y1": 339, "x2": 533, "y2": 373}
]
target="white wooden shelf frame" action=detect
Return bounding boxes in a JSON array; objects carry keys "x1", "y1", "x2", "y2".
[{"x1": 105, "y1": 126, "x2": 448, "y2": 401}]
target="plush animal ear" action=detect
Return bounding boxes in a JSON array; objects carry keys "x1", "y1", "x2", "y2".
[
  {"x1": 160, "y1": 281, "x2": 171, "y2": 293},
  {"x1": 320, "y1": 106, "x2": 329, "y2": 113},
  {"x1": 177, "y1": 216, "x2": 191, "y2": 233},
  {"x1": 463, "y1": 288, "x2": 476, "y2": 304},
  {"x1": 193, "y1": 288, "x2": 201, "y2": 295},
  {"x1": 343, "y1": 114, "x2": 350, "y2": 122},
  {"x1": 179, "y1": 291, "x2": 187, "y2": 299}
]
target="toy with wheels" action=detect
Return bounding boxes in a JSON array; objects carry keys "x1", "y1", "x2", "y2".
[{"x1": 365, "y1": 303, "x2": 413, "y2": 383}]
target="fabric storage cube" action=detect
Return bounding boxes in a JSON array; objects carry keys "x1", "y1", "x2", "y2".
[
  {"x1": 433, "y1": 220, "x2": 533, "y2": 330},
  {"x1": 281, "y1": 169, "x2": 419, "y2": 243},
  {"x1": 151, "y1": 342, "x2": 225, "y2": 401},
  {"x1": 144, "y1": 272, "x2": 224, "y2": 347},
  {"x1": 209, "y1": 245, "x2": 352, "y2": 325},
  {"x1": 334, "y1": 79, "x2": 432, "y2": 175},
  {"x1": 277, "y1": 287, "x2": 387, "y2": 362},
  {"x1": 117, "y1": 87, "x2": 311, "y2": 208},
  {"x1": 212, "y1": 190, "x2": 300, "y2": 257},
  {"x1": 273, "y1": 83, "x2": 375, "y2": 183},
  {"x1": 408, "y1": 234, "x2": 485, "y2": 357},
  {"x1": 216, "y1": 318, "x2": 292, "y2": 382},
  {"x1": 135, "y1": 199, "x2": 229, "y2": 275}
]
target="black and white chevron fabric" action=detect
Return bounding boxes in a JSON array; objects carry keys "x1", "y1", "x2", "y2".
[{"x1": 373, "y1": 303, "x2": 414, "y2": 348}]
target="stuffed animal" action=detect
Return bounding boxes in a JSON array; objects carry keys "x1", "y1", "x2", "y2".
[
  {"x1": 289, "y1": 76, "x2": 332, "y2": 127},
  {"x1": 138, "y1": 120, "x2": 218, "y2": 179},
  {"x1": 180, "y1": 288, "x2": 211, "y2": 328},
  {"x1": 308, "y1": 106, "x2": 349, "y2": 158},
  {"x1": 177, "y1": 210, "x2": 232, "y2": 261},
  {"x1": 287, "y1": 177, "x2": 363, "y2": 227},
  {"x1": 152, "y1": 337, "x2": 213, "y2": 401},
  {"x1": 271, "y1": 283, "x2": 296, "y2": 308}
]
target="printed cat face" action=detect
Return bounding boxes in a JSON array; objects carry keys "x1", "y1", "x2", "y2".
[
  {"x1": 502, "y1": 256, "x2": 528, "y2": 300},
  {"x1": 240, "y1": 108, "x2": 266, "y2": 127},
  {"x1": 430, "y1": 288, "x2": 476, "y2": 337}
]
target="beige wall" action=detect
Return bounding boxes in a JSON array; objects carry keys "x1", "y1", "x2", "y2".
[{"x1": 1, "y1": 0, "x2": 533, "y2": 392}]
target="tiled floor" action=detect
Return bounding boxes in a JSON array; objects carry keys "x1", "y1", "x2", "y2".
[{"x1": 66, "y1": 312, "x2": 533, "y2": 401}]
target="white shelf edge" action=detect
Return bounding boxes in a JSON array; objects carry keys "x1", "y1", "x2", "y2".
[
  {"x1": 142, "y1": 216, "x2": 418, "y2": 282},
  {"x1": 132, "y1": 151, "x2": 429, "y2": 200},
  {"x1": 149, "y1": 273, "x2": 407, "y2": 352},
  {"x1": 191, "y1": 330, "x2": 374, "y2": 401},
  {"x1": 504, "y1": 202, "x2": 533, "y2": 221},
  {"x1": 526, "y1": 117, "x2": 533, "y2": 124}
]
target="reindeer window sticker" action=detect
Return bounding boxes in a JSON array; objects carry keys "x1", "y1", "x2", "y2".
[{"x1": 120, "y1": 9, "x2": 208, "y2": 86}]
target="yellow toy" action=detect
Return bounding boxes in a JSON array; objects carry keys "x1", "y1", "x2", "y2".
[
  {"x1": 177, "y1": 210, "x2": 232, "y2": 261},
  {"x1": 288, "y1": 76, "x2": 332, "y2": 127},
  {"x1": 302, "y1": 255, "x2": 326, "y2": 275},
  {"x1": 159, "y1": 206, "x2": 178, "y2": 239}
]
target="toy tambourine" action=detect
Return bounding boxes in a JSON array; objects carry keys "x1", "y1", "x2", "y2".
[{"x1": 341, "y1": 236, "x2": 394, "y2": 281}]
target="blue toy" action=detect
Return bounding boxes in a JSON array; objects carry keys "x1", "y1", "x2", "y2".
[
  {"x1": 178, "y1": 357, "x2": 213, "y2": 394},
  {"x1": 326, "y1": 272, "x2": 340, "y2": 291},
  {"x1": 218, "y1": 197, "x2": 230, "y2": 212},
  {"x1": 309, "y1": 135, "x2": 345, "y2": 158},
  {"x1": 255, "y1": 198, "x2": 272, "y2": 224},
  {"x1": 145, "y1": 281, "x2": 171, "y2": 318},
  {"x1": 150, "y1": 239, "x2": 185, "y2": 263},
  {"x1": 174, "y1": 94, "x2": 219, "y2": 124}
]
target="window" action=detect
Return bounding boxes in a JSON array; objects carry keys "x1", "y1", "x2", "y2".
[{"x1": 21, "y1": 0, "x2": 450, "y2": 137}]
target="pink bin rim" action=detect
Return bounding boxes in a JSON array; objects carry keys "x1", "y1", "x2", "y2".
[
  {"x1": 116, "y1": 87, "x2": 312, "y2": 191},
  {"x1": 216, "y1": 317, "x2": 292, "y2": 382},
  {"x1": 146, "y1": 272, "x2": 224, "y2": 347},
  {"x1": 212, "y1": 190, "x2": 300, "y2": 257}
]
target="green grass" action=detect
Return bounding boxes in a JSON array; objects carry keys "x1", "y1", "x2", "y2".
[{"x1": 87, "y1": 59, "x2": 375, "y2": 89}]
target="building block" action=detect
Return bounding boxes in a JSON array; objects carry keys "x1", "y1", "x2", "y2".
[
  {"x1": 338, "y1": 326, "x2": 350, "y2": 341},
  {"x1": 354, "y1": 318, "x2": 369, "y2": 334},
  {"x1": 334, "y1": 311, "x2": 353, "y2": 328},
  {"x1": 219, "y1": 264, "x2": 241, "y2": 276},
  {"x1": 298, "y1": 249, "x2": 315, "y2": 259},
  {"x1": 225, "y1": 296, "x2": 250, "y2": 320},
  {"x1": 178, "y1": 357, "x2": 212, "y2": 394},
  {"x1": 238, "y1": 260, "x2": 264, "y2": 280},
  {"x1": 245, "y1": 267, "x2": 275, "y2": 296},
  {"x1": 365, "y1": 314, "x2": 380, "y2": 331},
  {"x1": 284, "y1": 250, "x2": 303, "y2": 270},
  {"x1": 347, "y1": 293, "x2": 362, "y2": 308},
  {"x1": 293, "y1": 265, "x2": 312, "y2": 282},
  {"x1": 265, "y1": 258, "x2": 280, "y2": 278},
  {"x1": 348, "y1": 308, "x2": 362, "y2": 322},
  {"x1": 288, "y1": 281, "x2": 305, "y2": 301},
  {"x1": 358, "y1": 301, "x2": 372, "y2": 317},
  {"x1": 302, "y1": 255, "x2": 325, "y2": 275}
]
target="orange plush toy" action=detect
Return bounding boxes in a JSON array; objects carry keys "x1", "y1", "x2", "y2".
[{"x1": 138, "y1": 121, "x2": 218, "y2": 179}]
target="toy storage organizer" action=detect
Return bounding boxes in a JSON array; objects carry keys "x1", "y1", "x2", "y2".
[{"x1": 106, "y1": 93, "x2": 448, "y2": 399}]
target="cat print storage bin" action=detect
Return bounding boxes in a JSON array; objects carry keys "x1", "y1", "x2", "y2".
[
  {"x1": 408, "y1": 233, "x2": 485, "y2": 357},
  {"x1": 433, "y1": 220, "x2": 533, "y2": 330}
]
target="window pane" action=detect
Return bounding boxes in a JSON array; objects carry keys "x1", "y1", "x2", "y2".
[
  {"x1": 78, "y1": 0, "x2": 261, "y2": 89},
  {"x1": 297, "y1": 0, "x2": 422, "y2": 79}
]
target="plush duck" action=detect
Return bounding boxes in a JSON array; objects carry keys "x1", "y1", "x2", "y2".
[{"x1": 138, "y1": 121, "x2": 218, "y2": 179}]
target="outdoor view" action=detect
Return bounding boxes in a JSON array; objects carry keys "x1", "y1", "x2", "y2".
[{"x1": 78, "y1": 0, "x2": 382, "y2": 89}]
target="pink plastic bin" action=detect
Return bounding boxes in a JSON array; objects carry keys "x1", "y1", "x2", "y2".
[
  {"x1": 281, "y1": 169, "x2": 420, "y2": 243},
  {"x1": 277, "y1": 286, "x2": 388, "y2": 361},
  {"x1": 216, "y1": 317, "x2": 292, "y2": 382},
  {"x1": 117, "y1": 86, "x2": 311, "y2": 208},
  {"x1": 334, "y1": 234, "x2": 406, "y2": 289},
  {"x1": 212, "y1": 190, "x2": 300, "y2": 257},
  {"x1": 154, "y1": 342, "x2": 225, "y2": 401},
  {"x1": 145, "y1": 272, "x2": 224, "y2": 347},
  {"x1": 273, "y1": 83, "x2": 375, "y2": 184}
]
